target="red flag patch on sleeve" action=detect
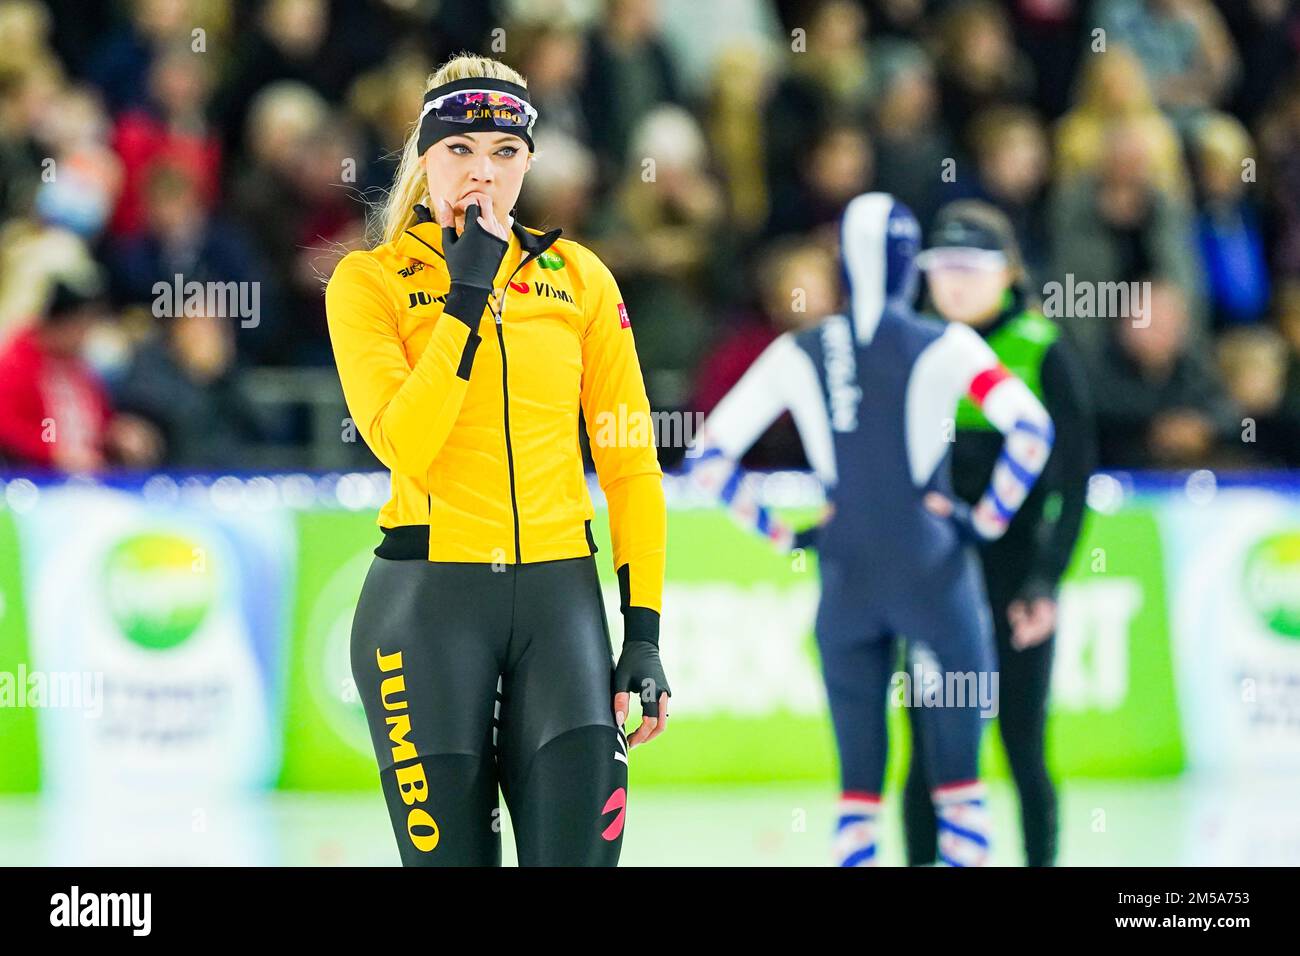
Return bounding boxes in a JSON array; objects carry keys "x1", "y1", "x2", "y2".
[
  {"x1": 617, "y1": 302, "x2": 630, "y2": 329},
  {"x1": 968, "y1": 364, "x2": 1012, "y2": 408}
]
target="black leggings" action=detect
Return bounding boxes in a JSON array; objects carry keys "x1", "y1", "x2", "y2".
[
  {"x1": 349, "y1": 553, "x2": 628, "y2": 866},
  {"x1": 903, "y1": 584, "x2": 1057, "y2": 866}
]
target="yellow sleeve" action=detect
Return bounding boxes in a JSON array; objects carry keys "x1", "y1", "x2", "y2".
[
  {"x1": 325, "y1": 251, "x2": 483, "y2": 478},
  {"x1": 578, "y1": 248, "x2": 667, "y2": 637}
]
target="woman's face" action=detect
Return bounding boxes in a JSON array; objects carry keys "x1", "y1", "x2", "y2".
[
  {"x1": 423, "y1": 131, "x2": 532, "y2": 231},
  {"x1": 926, "y1": 265, "x2": 1011, "y2": 326}
]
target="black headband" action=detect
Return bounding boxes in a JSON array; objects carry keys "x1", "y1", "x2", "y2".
[{"x1": 417, "y1": 77, "x2": 536, "y2": 155}]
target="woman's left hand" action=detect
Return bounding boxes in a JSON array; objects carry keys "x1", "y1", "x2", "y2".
[
  {"x1": 614, "y1": 690, "x2": 669, "y2": 748},
  {"x1": 613, "y1": 639, "x2": 671, "y2": 748},
  {"x1": 1008, "y1": 597, "x2": 1056, "y2": 650}
]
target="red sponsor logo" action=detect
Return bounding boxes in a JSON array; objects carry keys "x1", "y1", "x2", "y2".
[
  {"x1": 617, "y1": 302, "x2": 630, "y2": 329},
  {"x1": 600, "y1": 787, "x2": 627, "y2": 841},
  {"x1": 508, "y1": 280, "x2": 529, "y2": 293}
]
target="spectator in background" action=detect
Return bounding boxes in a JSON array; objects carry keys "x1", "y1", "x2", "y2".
[
  {"x1": 1091, "y1": 280, "x2": 1236, "y2": 468},
  {"x1": 1259, "y1": 76, "x2": 1300, "y2": 280},
  {"x1": 706, "y1": 42, "x2": 779, "y2": 240},
  {"x1": 0, "y1": 215, "x2": 104, "y2": 343},
  {"x1": 1007, "y1": 0, "x2": 1086, "y2": 119},
  {"x1": 29, "y1": 86, "x2": 122, "y2": 247},
  {"x1": 1054, "y1": 44, "x2": 1187, "y2": 198},
  {"x1": 583, "y1": 0, "x2": 680, "y2": 176},
  {"x1": 35, "y1": 84, "x2": 124, "y2": 221},
  {"x1": 1215, "y1": 326, "x2": 1300, "y2": 468},
  {"x1": 281, "y1": 120, "x2": 367, "y2": 365},
  {"x1": 767, "y1": 122, "x2": 874, "y2": 238},
  {"x1": 0, "y1": 272, "x2": 161, "y2": 472},
  {"x1": 587, "y1": 105, "x2": 727, "y2": 407},
  {"x1": 231, "y1": 80, "x2": 330, "y2": 269},
  {"x1": 1219, "y1": 0, "x2": 1300, "y2": 127},
  {"x1": 83, "y1": 0, "x2": 204, "y2": 115},
  {"x1": 210, "y1": 0, "x2": 339, "y2": 158},
  {"x1": 112, "y1": 308, "x2": 262, "y2": 469},
  {"x1": 1092, "y1": 0, "x2": 1238, "y2": 127},
  {"x1": 34, "y1": 0, "x2": 115, "y2": 74},
  {"x1": 230, "y1": 81, "x2": 359, "y2": 364},
  {"x1": 1049, "y1": 118, "x2": 1204, "y2": 359},
  {"x1": 870, "y1": 42, "x2": 952, "y2": 231},
  {"x1": 868, "y1": 0, "x2": 927, "y2": 42},
  {"x1": 765, "y1": 0, "x2": 873, "y2": 189},
  {"x1": 1192, "y1": 113, "x2": 1270, "y2": 329},
  {"x1": 656, "y1": 0, "x2": 781, "y2": 99},
  {"x1": 0, "y1": 0, "x2": 1292, "y2": 477},
  {"x1": 690, "y1": 233, "x2": 839, "y2": 470},
  {"x1": 106, "y1": 160, "x2": 278, "y2": 363},
  {"x1": 345, "y1": 44, "x2": 434, "y2": 202},
  {"x1": 933, "y1": 0, "x2": 1035, "y2": 153},
  {"x1": 108, "y1": 41, "x2": 222, "y2": 237},
  {"x1": 0, "y1": 4, "x2": 63, "y2": 221},
  {"x1": 515, "y1": 130, "x2": 598, "y2": 236},
  {"x1": 0, "y1": 80, "x2": 120, "y2": 339},
  {"x1": 946, "y1": 106, "x2": 1051, "y2": 282},
  {"x1": 1275, "y1": 281, "x2": 1300, "y2": 447},
  {"x1": 0, "y1": 0, "x2": 55, "y2": 68},
  {"x1": 511, "y1": 23, "x2": 592, "y2": 150}
]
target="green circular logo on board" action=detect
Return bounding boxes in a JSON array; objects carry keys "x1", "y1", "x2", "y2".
[
  {"x1": 103, "y1": 532, "x2": 215, "y2": 650},
  {"x1": 538, "y1": 250, "x2": 565, "y2": 270},
  {"x1": 1242, "y1": 532, "x2": 1300, "y2": 639}
]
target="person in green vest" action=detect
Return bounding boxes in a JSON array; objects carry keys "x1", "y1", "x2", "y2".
[{"x1": 903, "y1": 200, "x2": 1096, "y2": 866}]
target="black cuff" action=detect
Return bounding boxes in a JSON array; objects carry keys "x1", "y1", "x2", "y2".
[
  {"x1": 455, "y1": 332, "x2": 481, "y2": 381},
  {"x1": 1015, "y1": 575, "x2": 1058, "y2": 604},
  {"x1": 443, "y1": 283, "x2": 492, "y2": 331},
  {"x1": 617, "y1": 562, "x2": 660, "y2": 645},
  {"x1": 621, "y1": 605, "x2": 661, "y2": 646}
]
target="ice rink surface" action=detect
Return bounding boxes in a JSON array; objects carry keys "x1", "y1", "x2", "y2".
[{"x1": 2, "y1": 775, "x2": 1297, "y2": 866}]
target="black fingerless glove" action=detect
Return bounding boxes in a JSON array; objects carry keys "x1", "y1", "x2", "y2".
[
  {"x1": 613, "y1": 633, "x2": 671, "y2": 719},
  {"x1": 441, "y1": 203, "x2": 509, "y2": 329}
]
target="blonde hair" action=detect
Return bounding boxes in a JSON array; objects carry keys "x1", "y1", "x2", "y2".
[
  {"x1": 1194, "y1": 112, "x2": 1254, "y2": 170},
  {"x1": 373, "y1": 53, "x2": 528, "y2": 248},
  {"x1": 1055, "y1": 45, "x2": 1187, "y2": 197}
]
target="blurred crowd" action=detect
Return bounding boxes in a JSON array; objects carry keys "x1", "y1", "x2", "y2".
[{"x1": 1, "y1": 0, "x2": 1299, "y2": 474}]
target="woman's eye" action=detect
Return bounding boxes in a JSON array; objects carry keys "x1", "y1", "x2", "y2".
[
  {"x1": 497, "y1": 147, "x2": 517, "y2": 158},
  {"x1": 449, "y1": 144, "x2": 471, "y2": 155}
]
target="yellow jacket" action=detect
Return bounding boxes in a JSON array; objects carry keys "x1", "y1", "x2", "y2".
[{"x1": 325, "y1": 209, "x2": 666, "y2": 625}]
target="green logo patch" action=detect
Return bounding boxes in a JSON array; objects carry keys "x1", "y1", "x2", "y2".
[
  {"x1": 1243, "y1": 532, "x2": 1300, "y2": 639},
  {"x1": 103, "y1": 532, "x2": 215, "y2": 650}
]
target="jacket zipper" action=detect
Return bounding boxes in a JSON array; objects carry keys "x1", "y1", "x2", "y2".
[
  {"x1": 491, "y1": 296, "x2": 521, "y2": 565},
  {"x1": 490, "y1": 245, "x2": 550, "y2": 565}
]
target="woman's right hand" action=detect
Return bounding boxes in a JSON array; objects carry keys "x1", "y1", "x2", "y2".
[{"x1": 435, "y1": 194, "x2": 509, "y2": 291}]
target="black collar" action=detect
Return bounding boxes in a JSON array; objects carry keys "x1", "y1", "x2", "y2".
[{"x1": 513, "y1": 219, "x2": 563, "y2": 260}]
